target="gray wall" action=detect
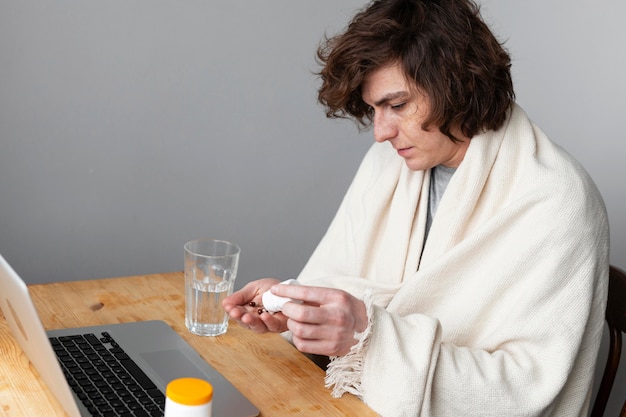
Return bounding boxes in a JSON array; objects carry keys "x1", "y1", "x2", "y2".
[
  {"x1": 1, "y1": 0, "x2": 624, "y2": 415},
  {"x1": 0, "y1": 0, "x2": 371, "y2": 283}
]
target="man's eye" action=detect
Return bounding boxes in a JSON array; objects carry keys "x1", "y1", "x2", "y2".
[{"x1": 391, "y1": 103, "x2": 406, "y2": 110}]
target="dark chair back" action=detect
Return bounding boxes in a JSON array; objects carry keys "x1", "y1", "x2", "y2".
[{"x1": 590, "y1": 265, "x2": 626, "y2": 417}]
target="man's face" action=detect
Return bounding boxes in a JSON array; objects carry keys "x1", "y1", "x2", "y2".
[{"x1": 361, "y1": 62, "x2": 469, "y2": 171}]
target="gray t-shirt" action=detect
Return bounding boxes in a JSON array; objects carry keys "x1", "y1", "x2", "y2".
[{"x1": 425, "y1": 165, "x2": 457, "y2": 239}]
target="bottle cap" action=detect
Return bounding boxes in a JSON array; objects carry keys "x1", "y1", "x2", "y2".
[{"x1": 166, "y1": 378, "x2": 213, "y2": 406}]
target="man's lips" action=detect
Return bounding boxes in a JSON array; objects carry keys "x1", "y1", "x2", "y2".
[{"x1": 396, "y1": 146, "x2": 412, "y2": 157}]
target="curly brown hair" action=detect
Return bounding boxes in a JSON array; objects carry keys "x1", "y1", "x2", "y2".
[{"x1": 316, "y1": 0, "x2": 515, "y2": 141}]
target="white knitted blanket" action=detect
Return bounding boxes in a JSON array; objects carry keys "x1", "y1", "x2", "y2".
[{"x1": 297, "y1": 104, "x2": 609, "y2": 417}]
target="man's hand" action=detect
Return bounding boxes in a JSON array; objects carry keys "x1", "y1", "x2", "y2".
[
  {"x1": 271, "y1": 283, "x2": 368, "y2": 356},
  {"x1": 222, "y1": 278, "x2": 288, "y2": 333}
]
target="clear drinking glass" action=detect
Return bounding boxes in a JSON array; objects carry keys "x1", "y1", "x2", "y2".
[{"x1": 184, "y1": 239, "x2": 240, "y2": 336}]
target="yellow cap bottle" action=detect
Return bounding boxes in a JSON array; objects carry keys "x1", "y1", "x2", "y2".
[{"x1": 164, "y1": 377, "x2": 213, "y2": 417}]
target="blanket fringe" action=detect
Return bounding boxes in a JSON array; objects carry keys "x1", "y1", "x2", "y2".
[{"x1": 325, "y1": 289, "x2": 374, "y2": 398}]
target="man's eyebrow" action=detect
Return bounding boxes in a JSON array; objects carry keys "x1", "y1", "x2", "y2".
[{"x1": 373, "y1": 91, "x2": 410, "y2": 107}]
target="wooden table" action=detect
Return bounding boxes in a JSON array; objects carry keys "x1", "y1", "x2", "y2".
[{"x1": 0, "y1": 272, "x2": 378, "y2": 417}]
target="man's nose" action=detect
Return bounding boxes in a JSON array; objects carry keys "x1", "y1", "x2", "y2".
[{"x1": 373, "y1": 113, "x2": 396, "y2": 143}]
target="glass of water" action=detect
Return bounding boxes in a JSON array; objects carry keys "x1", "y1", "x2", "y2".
[{"x1": 184, "y1": 239, "x2": 240, "y2": 336}]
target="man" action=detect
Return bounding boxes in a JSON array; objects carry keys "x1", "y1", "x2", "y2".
[{"x1": 223, "y1": 0, "x2": 609, "y2": 416}]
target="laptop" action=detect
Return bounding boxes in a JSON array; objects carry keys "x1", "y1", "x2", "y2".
[{"x1": 0, "y1": 254, "x2": 259, "y2": 417}]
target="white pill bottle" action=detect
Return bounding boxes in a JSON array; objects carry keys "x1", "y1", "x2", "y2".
[
  {"x1": 262, "y1": 279, "x2": 302, "y2": 313},
  {"x1": 164, "y1": 377, "x2": 213, "y2": 417}
]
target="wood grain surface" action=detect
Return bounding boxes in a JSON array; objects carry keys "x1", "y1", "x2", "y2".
[{"x1": 0, "y1": 272, "x2": 378, "y2": 417}]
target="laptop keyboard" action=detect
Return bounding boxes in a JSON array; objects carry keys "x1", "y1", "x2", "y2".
[{"x1": 49, "y1": 332, "x2": 166, "y2": 417}]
